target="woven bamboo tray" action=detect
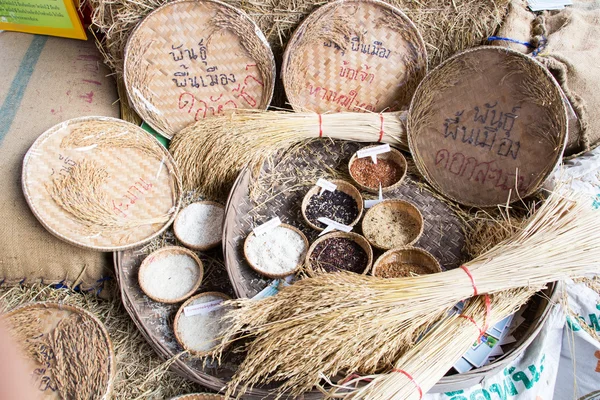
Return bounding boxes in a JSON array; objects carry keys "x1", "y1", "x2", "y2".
[
  {"x1": 408, "y1": 46, "x2": 568, "y2": 207},
  {"x1": 282, "y1": 0, "x2": 427, "y2": 114},
  {"x1": 22, "y1": 116, "x2": 181, "y2": 251},
  {"x1": 3, "y1": 302, "x2": 115, "y2": 399},
  {"x1": 115, "y1": 249, "x2": 325, "y2": 398},
  {"x1": 223, "y1": 140, "x2": 467, "y2": 299},
  {"x1": 124, "y1": 0, "x2": 276, "y2": 139}
]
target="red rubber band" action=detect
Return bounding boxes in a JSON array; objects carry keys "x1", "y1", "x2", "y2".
[
  {"x1": 318, "y1": 114, "x2": 323, "y2": 138},
  {"x1": 392, "y1": 369, "x2": 422, "y2": 399},
  {"x1": 378, "y1": 113, "x2": 385, "y2": 142},
  {"x1": 459, "y1": 294, "x2": 492, "y2": 342},
  {"x1": 460, "y1": 265, "x2": 478, "y2": 296},
  {"x1": 340, "y1": 373, "x2": 372, "y2": 385}
]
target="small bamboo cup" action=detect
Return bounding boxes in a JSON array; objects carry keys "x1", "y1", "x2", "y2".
[
  {"x1": 348, "y1": 146, "x2": 408, "y2": 193},
  {"x1": 173, "y1": 291, "x2": 231, "y2": 356},
  {"x1": 362, "y1": 199, "x2": 424, "y2": 250},
  {"x1": 173, "y1": 201, "x2": 225, "y2": 251},
  {"x1": 372, "y1": 246, "x2": 441, "y2": 278},
  {"x1": 301, "y1": 179, "x2": 364, "y2": 231},
  {"x1": 304, "y1": 231, "x2": 373, "y2": 276},
  {"x1": 243, "y1": 223, "x2": 309, "y2": 278},
  {"x1": 138, "y1": 246, "x2": 204, "y2": 303}
]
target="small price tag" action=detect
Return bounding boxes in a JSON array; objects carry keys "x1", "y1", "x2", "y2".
[
  {"x1": 317, "y1": 217, "x2": 353, "y2": 236},
  {"x1": 253, "y1": 216, "x2": 282, "y2": 236},
  {"x1": 183, "y1": 299, "x2": 224, "y2": 317},
  {"x1": 357, "y1": 144, "x2": 391, "y2": 164},
  {"x1": 316, "y1": 178, "x2": 337, "y2": 195},
  {"x1": 365, "y1": 184, "x2": 384, "y2": 209}
]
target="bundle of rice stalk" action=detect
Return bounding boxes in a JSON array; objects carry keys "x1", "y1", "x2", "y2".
[
  {"x1": 213, "y1": 189, "x2": 600, "y2": 398},
  {"x1": 169, "y1": 110, "x2": 406, "y2": 196},
  {"x1": 327, "y1": 287, "x2": 541, "y2": 399}
]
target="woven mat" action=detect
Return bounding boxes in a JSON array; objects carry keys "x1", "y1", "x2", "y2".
[
  {"x1": 224, "y1": 140, "x2": 467, "y2": 298},
  {"x1": 282, "y1": 0, "x2": 427, "y2": 114},
  {"x1": 124, "y1": 0, "x2": 275, "y2": 138}
]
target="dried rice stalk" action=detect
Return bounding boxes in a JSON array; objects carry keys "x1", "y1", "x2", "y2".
[
  {"x1": 213, "y1": 189, "x2": 600, "y2": 398},
  {"x1": 47, "y1": 159, "x2": 173, "y2": 233},
  {"x1": 328, "y1": 288, "x2": 541, "y2": 399},
  {"x1": 88, "y1": 0, "x2": 510, "y2": 76},
  {"x1": 4, "y1": 310, "x2": 111, "y2": 400},
  {"x1": 63, "y1": 120, "x2": 166, "y2": 161},
  {"x1": 169, "y1": 110, "x2": 407, "y2": 196}
]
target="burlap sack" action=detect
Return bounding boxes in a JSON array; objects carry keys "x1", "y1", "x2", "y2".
[
  {"x1": 538, "y1": 1, "x2": 600, "y2": 157},
  {"x1": 491, "y1": 0, "x2": 536, "y2": 53},
  {"x1": 0, "y1": 32, "x2": 119, "y2": 294}
]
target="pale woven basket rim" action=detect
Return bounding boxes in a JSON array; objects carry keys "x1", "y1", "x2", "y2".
[
  {"x1": 243, "y1": 223, "x2": 310, "y2": 278},
  {"x1": 304, "y1": 231, "x2": 373, "y2": 276},
  {"x1": 406, "y1": 45, "x2": 568, "y2": 208},
  {"x1": 173, "y1": 291, "x2": 232, "y2": 357},
  {"x1": 21, "y1": 115, "x2": 182, "y2": 252},
  {"x1": 138, "y1": 245, "x2": 204, "y2": 304},
  {"x1": 174, "y1": 201, "x2": 225, "y2": 251}
]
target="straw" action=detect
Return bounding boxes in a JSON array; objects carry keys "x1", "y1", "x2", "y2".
[
  {"x1": 211, "y1": 188, "x2": 600, "y2": 398},
  {"x1": 47, "y1": 159, "x2": 173, "y2": 233},
  {"x1": 169, "y1": 110, "x2": 407, "y2": 197},
  {"x1": 88, "y1": 0, "x2": 510, "y2": 76},
  {"x1": 328, "y1": 287, "x2": 541, "y2": 399}
]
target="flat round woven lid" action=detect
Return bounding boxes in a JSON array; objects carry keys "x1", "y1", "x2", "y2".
[
  {"x1": 282, "y1": 0, "x2": 427, "y2": 113},
  {"x1": 124, "y1": 0, "x2": 276, "y2": 139},
  {"x1": 4, "y1": 302, "x2": 114, "y2": 399},
  {"x1": 408, "y1": 47, "x2": 567, "y2": 207},
  {"x1": 22, "y1": 116, "x2": 181, "y2": 251}
]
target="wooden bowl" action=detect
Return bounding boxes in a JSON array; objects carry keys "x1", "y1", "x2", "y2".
[
  {"x1": 301, "y1": 179, "x2": 363, "y2": 231},
  {"x1": 174, "y1": 201, "x2": 225, "y2": 251},
  {"x1": 174, "y1": 292, "x2": 232, "y2": 357},
  {"x1": 304, "y1": 231, "x2": 373, "y2": 276},
  {"x1": 372, "y1": 246, "x2": 441, "y2": 278},
  {"x1": 348, "y1": 146, "x2": 407, "y2": 193},
  {"x1": 138, "y1": 246, "x2": 204, "y2": 303},
  {"x1": 243, "y1": 223, "x2": 309, "y2": 278},
  {"x1": 362, "y1": 199, "x2": 424, "y2": 250}
]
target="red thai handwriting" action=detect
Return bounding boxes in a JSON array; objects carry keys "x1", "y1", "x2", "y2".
[
  {"x1": 306, "y1": 83, "x2": 379, "y2": 112},
  {"x1": 339, "y1": 61, "x2": 375, "y2": 83},
  {"x1": 112, "y1": 177, "x2": 154, "y2": 218},
  {"x1": 443, "y1": 102, "x2": 522, "y2": 160},
  {"x1": 434, "y1": 149, "x2": 529, "y2": 192}
]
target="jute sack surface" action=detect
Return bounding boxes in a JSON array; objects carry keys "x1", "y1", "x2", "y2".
[
  {"x1": 490, "y1": 0, "x2": 535, "y2": 53},
  {"x1": 537, "y1": 1, "x2": 600, "y2": 157},
  {"x1": 0, "y1": 32, "x2": 119, "y2": 293}
]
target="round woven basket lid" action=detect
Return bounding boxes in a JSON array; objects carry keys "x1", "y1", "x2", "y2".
[
  {"x1": 3, "y1": 302, "x2": 115, "y2": 399},
  {"x1": 408, "y1": 46, "x2": 568, "y2": 207},
  {"x1": 282, "y1": 0, "x2": 427, "y2": 114},
  {"x1": 124, "y1": 0, "x2": 276, "y2": 139},
  {"x1": 22, "y1": 116, "x2": 182, "y2": 251}
]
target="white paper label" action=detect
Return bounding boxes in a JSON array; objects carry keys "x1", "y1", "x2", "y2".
[
  {"x1": 365, "y1": 184, "x2": 384, "y2": 209},
  {"x1": 253, "y1": 216, "x2": 282, "y2": 236},
  {"x1": 316, "y1": 178, "x2": 337, "y2": 195},
  {"x1": 317, "y1": 217, "x2": 353, "y2": 236},
  {"x1": 183, "y1": 299, "x2": 224, "y2": 317},
  {"x1": 357, "y1": 144, "x2": 391, "y2": 164}
]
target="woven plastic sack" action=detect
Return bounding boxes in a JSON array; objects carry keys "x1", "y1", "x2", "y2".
[{"x1": 425, "y1": 303, "x2": 564, "y2": 400}]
